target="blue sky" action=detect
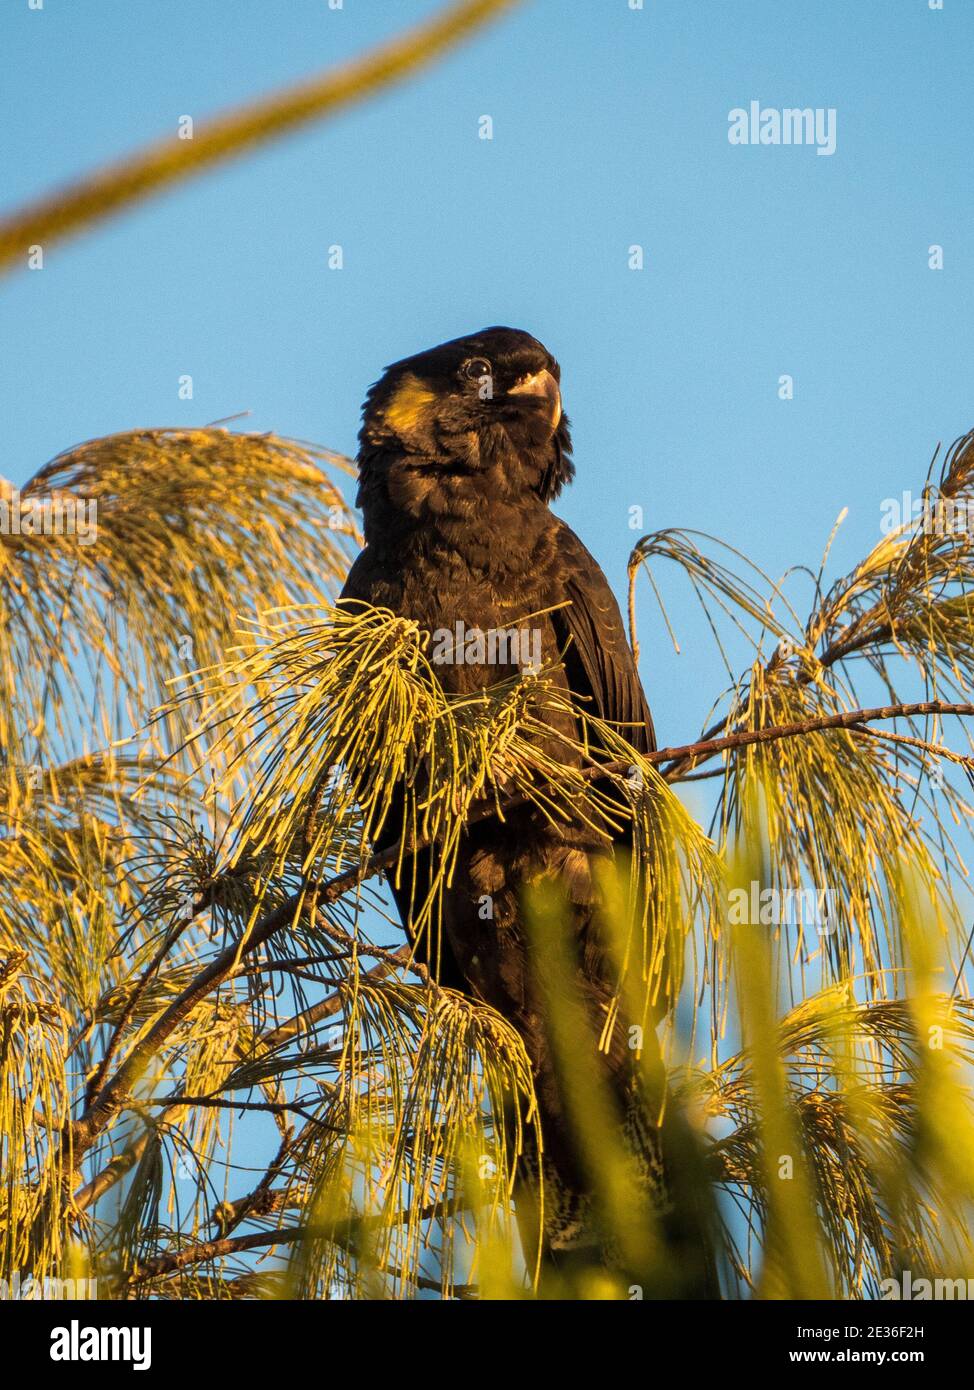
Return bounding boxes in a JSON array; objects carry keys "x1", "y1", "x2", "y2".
[{"x1": 4, "y1": 0, "x2": 972, "y2": 751}]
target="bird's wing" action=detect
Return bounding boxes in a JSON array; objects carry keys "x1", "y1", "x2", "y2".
[
  {"x1": 550, "y1": 521, "x2": 656, "y2": 755},
  {"x1": 338, "y1": 549, "x2": 375, "y2": 605}
]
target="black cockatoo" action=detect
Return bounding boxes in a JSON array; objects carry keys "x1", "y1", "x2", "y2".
[{"x1": 340, "y1": 327, "x2": 706, "y2": 1285}]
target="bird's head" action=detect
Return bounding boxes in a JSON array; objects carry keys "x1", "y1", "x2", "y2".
[{"x1": 357, "y1": 326, "x2": 574, "y2": 502}]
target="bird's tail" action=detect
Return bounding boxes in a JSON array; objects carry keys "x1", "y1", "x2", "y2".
[{"x1": 511, "y1": 1051, "x2": 721, "y2": 1298}]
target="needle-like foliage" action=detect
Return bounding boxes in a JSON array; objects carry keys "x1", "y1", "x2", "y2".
[{"x1": 2, "y1": 427, "x2": 974, "y2": 1300}]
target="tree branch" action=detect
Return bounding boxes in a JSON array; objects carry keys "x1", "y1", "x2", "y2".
[
  {"x1": 127, "y1": 1198, "x2": 468, "y2": 1289},
  {"x1": 0, "y1": 0, "x2": 521, "y2": 274},
  {"x1": 654, "y1": 700, "x2": 974, "y2": 777}
]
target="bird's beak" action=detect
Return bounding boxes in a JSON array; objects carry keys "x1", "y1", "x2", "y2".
[{"x1": 508, "y1": 368, "x2": 562, "y2": 428}]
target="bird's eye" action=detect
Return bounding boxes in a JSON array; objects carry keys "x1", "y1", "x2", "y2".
[{"x1": 462, "y1": 357, "x2": 492, "y2": 381}]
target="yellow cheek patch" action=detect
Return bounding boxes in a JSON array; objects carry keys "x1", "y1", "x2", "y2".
[{"x1": 383, "y1": 374, "x2": 437, "y2": 434}]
